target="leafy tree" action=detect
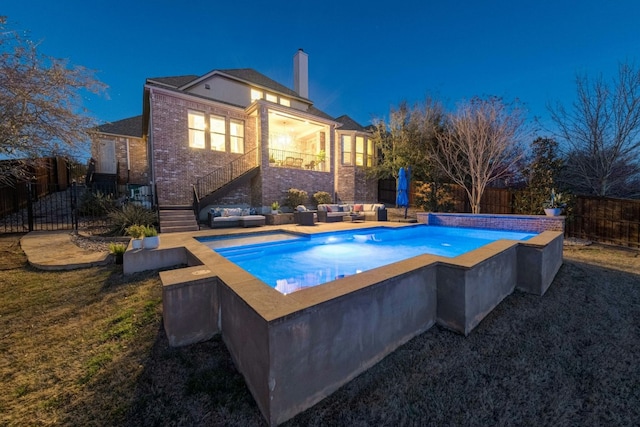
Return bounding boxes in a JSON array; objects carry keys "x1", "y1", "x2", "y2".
[
  {"x1": 432, "y1": 96, "x2": 527, "y2": 214},
  {"x1": 514, "y1": 137, "x2": 564, "y2": 214},
  {"x1": 0, "y1": 16, "x2": 106, "y2": 182},
  {"x1": 368, "y1": 98, "x2": 445, "y2": 182},
  {"x1": 549, "y1": 62, "x2": 640, "y2": 198},
  {"x1": 369, "y1": 98, "x2": 449, "y2": 208}
]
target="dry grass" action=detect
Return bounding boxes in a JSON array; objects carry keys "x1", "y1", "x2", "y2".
[{"x1": 1, "y1": 234, "x2": 639, "y2": 426}]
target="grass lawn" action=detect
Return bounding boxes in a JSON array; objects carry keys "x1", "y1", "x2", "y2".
[{"x1": 1, "y1": 233, "x2": 639, "y2": 426}]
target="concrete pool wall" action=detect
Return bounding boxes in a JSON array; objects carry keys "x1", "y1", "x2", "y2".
[{"x1": 123, "y1": 216, "x2": 564, "y2": 425}]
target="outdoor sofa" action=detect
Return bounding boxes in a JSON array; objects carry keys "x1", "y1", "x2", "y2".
[
  {"x1": 209, "y1": 207, "x2": 266, "y2": 228},
  {"x1": 317, "y1": 203, "x2": 387, "y2": 222}
]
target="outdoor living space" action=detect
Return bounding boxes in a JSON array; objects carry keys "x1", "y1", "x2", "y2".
[
  {"x1": 123, "y1": 215, "x2": 564, "y2": 425},
  {"x1": 267, "y1": 110, "x2": 329, "y2": 172}
]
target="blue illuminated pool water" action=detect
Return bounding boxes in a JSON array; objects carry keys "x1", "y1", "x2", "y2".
[{"x1": 197, "y1": 225, "x2": 536, "y2": 294}]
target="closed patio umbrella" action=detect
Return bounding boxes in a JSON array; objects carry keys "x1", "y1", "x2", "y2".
[{"x1": 396, "y1": 167, "x2": 409, "y2": 219}]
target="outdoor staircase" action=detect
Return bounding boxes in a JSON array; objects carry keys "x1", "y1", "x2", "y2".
[
  {"x1": 195, "y1": 148, "x2": 260, "y2": 209},
  {"x1": 158, "y1": 207, "x2": 199, "y2": 233}
]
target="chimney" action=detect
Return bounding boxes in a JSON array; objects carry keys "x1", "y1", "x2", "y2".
[{"x1": 293, "y1": 48, "x2": 309, "y2": 98}]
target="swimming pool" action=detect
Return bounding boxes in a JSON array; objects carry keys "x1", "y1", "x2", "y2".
[{"x1": 198, "y1": 225, "x2": 537, "y2": 293}]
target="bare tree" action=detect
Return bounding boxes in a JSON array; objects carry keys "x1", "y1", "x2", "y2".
[
  {"x1": 433, "y1": 97, "x2": 527, "y2": 213},
  {"x1": 0, "y1": 16, "x2": 106, "y2": 182},
  {"x1": 549, "y1": 62, "x2": 640, "y2": 198}
]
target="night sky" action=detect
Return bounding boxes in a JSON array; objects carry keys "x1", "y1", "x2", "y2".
[{"x1": 4, "y1": 0, "x2": 640, "y2": 133}]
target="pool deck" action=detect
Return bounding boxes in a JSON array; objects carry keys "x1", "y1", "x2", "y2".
[{"x1": 123, "y1": 215, "x2": 564, "y2": 426}]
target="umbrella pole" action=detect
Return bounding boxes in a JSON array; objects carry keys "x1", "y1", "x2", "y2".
[{"x1": 404, "y1": 206, "x2": 408, "y2": 219}]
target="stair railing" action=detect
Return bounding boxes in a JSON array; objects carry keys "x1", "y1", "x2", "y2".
[
  {"x1": 192, "y1": 184, "x2": 200, "y2": 220},
  {"x1": 196, "y1": 148, "x2": 258, "y2": 198}
]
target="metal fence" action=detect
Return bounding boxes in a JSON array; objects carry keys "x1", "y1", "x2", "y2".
[{"x1": 0, "y1": 181, "x2": 116, "y2": 234}]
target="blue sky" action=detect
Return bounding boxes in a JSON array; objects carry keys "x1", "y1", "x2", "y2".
[{"x1": 4, "y1": 0, "x2": 640, "y2": 134}]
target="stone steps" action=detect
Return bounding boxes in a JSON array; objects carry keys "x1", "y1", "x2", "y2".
[{"x1": 159, "y1": 208, "x2": 199, "y2": 233}]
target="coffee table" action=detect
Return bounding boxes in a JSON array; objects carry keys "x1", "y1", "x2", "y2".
[{"x1": 349, "y1": 213, "x2": 365, "y2": 222}]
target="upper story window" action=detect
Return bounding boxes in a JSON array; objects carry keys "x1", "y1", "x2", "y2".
[
  {"x1": 251, "y1": 88, "x2": 263, "y2": 101},
  {"x1": 341, "y1": 135, "x2": 352, "y2": 165},
  {"x1": 187, "y1": 110, "x2": 244, "y2": 154},
  {"x1": 366, "y1": 138, "x2": 374, "y2": 167},
  {"x1": 266, "y1": 93, "x2": 278, "y2": 103},
  {"x1": 355, "y1": 136, "x2": 365, "y2": 166},
  {"x1": 230, "y1": 119, "x2": 245, "y2": 153},
  {"x1": 210, "y1": 115, "x2": 226, "y2": 151},
  {"x1": 341, "y1": 134, "x2": 374, "y2": 167},
  {"x1": 188, "y1": 110, "x2": 206, "y2": 149}
]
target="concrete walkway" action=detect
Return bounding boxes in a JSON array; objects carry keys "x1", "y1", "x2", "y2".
[{"x1": 20, "y1": 231, "x2": 111, "y2": 271}]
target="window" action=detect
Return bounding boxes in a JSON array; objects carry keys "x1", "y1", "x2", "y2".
[
  {"x1": 342, "y1": 135, "x2": 352, "y2": 165},
  {"x1": 266, "y1": 93, "x2": 277, "y2": 103},
  {"x1": 188, "y1": 110, "x2": 206, "y2": 149},
  {"x1": 251, "y1": 88, "x2": 262, "y2": 101},
  {"x1": 210, "y1": 115, "x2": 226, "y2": 151},
  {"x1": 279, "y1": 97, "x2": 290, "y2": 107},
  {"x1": 230, "y1": 119, "x2": 245, "y2": 153},
  {"x1": 355, "y1": 136, "x2": 365, "y2": 166},
  {"x1": 366, "y1": 138, "x2": 374, "y2": 167}
]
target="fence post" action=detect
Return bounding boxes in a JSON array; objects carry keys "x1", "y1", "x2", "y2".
[
  {"x1": 71, "y1": 181, "x2": 78, "y2": 231},
  {"x1": 26, "y1": 181, "x2": 34, "y2": 232}
]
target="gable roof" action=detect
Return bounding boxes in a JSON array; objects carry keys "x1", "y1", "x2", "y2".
[
  {"x1": 216, "y1": 69, "x2": 301, "y2": 98},
  {"x1": 146, "y1": 75, "x2": 199, "y2": 88},
  {"x1": 335, "y1": 115, "x2": 367, "y2": 131},
  {"x1": 96, "y1": 115, "x2": 143, "y2": 138}
]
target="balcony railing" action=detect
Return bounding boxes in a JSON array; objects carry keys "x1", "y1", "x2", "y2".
[{"x1": 268, "y1": 148, "x2": 327, "y2": 171}]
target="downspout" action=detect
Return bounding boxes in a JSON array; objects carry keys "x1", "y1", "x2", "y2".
[
  {"x1": 126, "y1": 138, "x2": 131, "y2": 184},
  {"x1": 148, "y1": 92, "x2": 156, "y2": 208}
]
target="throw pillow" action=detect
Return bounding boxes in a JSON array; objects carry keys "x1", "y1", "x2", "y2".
[
  {"x1": 338, "y1": 206, "x2": 344, "y2": 212},
  {"x1": 354, "y1": 204, "x2": 363, "y2": 212},
  {"x1": 326, "y1": 205, "x2": 332, "y2": 212}
]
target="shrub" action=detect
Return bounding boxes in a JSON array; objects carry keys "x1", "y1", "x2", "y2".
[
  {"x1": 414, "y1": 182, "x2": 455, "y2": 212},
  {"x1": 284, "y1": 188, "x2": 308, "y2": 209},
  {"x1": 108, "y1": 242, "x2": 127, "y2": 255},
  {"x1": 78, "y1": 190, "x2": 117, "y2": 217},
  {"x1": 108, "y1": 204, "x2": 157, "y2": 236},
  {"x1": 312, "y1": 191, "x2": 332, "y2": 206},
  {"x1": 142, "y1": 225, "x2": 158, "y2": 237},
  {"x1": 125, "y1": 224, "x2": 145, "y2": 239}
]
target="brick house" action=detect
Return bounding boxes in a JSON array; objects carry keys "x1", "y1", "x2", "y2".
[
  {"x1": 95, "y1": 50, "x2": 378, "y2": 220},
  {"x1": 91, "y1": 115, "x2": 148, "y2": 196}
]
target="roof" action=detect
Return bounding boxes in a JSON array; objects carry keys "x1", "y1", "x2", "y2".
[
  {"x1": 96, "y1": 115, "x2": 143, "y2": 138},
  {"x1": 335, "y1": 115, "x2": 367, "y2": 131},
  {"x1": 146, "y1": 75, "x2": 199, "y2": 88},
  {"x1": 216, "y1": 69, "x2": 301, "y2": 98}
]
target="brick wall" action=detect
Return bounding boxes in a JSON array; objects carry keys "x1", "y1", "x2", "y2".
[
  {"x1": 417, "y1": 212, "x2": 565, "y2": 233},
  {"x1": 150, "y1": 90, "x2": 256, "y2": 206}
]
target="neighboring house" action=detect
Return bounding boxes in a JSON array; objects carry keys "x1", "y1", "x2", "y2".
[
  {"x1": 96, "y1": 49, "x2": 378, "y2": 220},
  {"x1": 92, "y1": 115, "x2": 148, "y2": 187}
]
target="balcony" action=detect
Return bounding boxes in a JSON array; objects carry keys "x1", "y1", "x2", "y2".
[{"x1": 268, "y1": 148, "x2": 327, "y2": 172}]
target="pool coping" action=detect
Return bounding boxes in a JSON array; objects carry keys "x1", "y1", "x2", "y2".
[{"x1": 124, "y1": 216, "x2": 564, "y2": 426}]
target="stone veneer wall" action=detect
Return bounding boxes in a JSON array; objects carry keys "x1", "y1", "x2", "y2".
[
  {"x1": 150, "y1": 90, "x2": 257, "y2": 206},
  {"x1": 416, "y1": 212, "x2": 565, "y2": 233}
]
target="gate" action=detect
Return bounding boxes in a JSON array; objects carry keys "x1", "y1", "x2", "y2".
[{"x1": 0, "y1": 181, "x2": 80, "y2": 233}]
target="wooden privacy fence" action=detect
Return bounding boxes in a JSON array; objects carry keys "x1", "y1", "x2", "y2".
[
  {"x1": 407, "y1": 183, "x2": 640, "y2": 248},
  {"x1": 566, "y1": 196, "x2": 640, "y2": 248}
]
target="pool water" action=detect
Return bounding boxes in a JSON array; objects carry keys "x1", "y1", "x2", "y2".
[{"x1": 198, "y1": 225, "x2": 536, "y2": 294}]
